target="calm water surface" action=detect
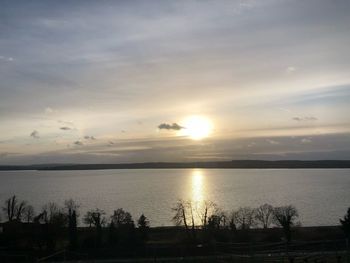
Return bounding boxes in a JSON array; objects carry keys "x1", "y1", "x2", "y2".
[{"x1": 0, "y1": 169, "x2": 349, "y2": 226}]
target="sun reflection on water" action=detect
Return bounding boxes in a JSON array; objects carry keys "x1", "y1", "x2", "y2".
[
  {"x1": 191, "y1": 169, "x2": 204, "y2": 203},
  {"x1": 190, "y1": 169, "x2": 206, "y2": 225}
]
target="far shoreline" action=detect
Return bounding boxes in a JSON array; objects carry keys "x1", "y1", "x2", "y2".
[{"x1": 1, "y1": 160, "x2": 350, "y2": 171}]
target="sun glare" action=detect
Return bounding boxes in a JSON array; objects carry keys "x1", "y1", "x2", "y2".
[{"x1": 180, "y1": 116, "x2": 212, "y2": 140}]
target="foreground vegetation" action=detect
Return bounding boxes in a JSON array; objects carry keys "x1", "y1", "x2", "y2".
[{"x1": 0, "y1": 195, "x2": 349, "y2": 262}]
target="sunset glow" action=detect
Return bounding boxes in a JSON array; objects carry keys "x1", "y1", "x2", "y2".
[
  {"x1": 180, "y1": 116, "x2": 213, "y2": 140},
  {"x1": 0, "y1": 0, "x2": 349, "y2": 164}
]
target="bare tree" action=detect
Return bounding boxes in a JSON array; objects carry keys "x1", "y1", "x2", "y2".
[
  {"x1": 273, "y1": 205, "x2": 299, "y2": 243},
  {"x1": 197, "y1": 200, "x2": 217, "y2": 229},
  {"x1": 64, "y1": 199, "x2": 80, "y2": 217},
  {"x1": 42, "y1": 202, "x2": 61, "y2": 223},
  {"x1": 230, "y1": 207, "x2": 256, "y2": 230},
  {"x1": 83, "y1": 209, "x2": 106, "y2": 228},
  {"x1": 255, "y1": 203, "x2": 274, "y2": 229},
  {"x1": 207, "y1": 210, "x2": 228, "y2": 230},
  {"x1": 39, "y1": 202, "x2": 68, "y2": 230},
  {"x1": 64, "y1": 199, "x2": 80, "y2": 250},
  {"x1": 2, "y1": 195, "x2": 27, "y2": 222},
  {"x1": 172, "y1": 200, "x2": 197, "y2": 240},
  {"x1": 172, "y1": 200, "x2": 189, "y2": 229},
  {"x1": 111, "y1": 208, "x2": 134, "y2": 228},
  {"x1": 23, "y1": 205, "x2": 35, "y2": 223}
]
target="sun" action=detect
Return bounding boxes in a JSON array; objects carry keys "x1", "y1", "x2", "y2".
[{"x1": 180, "y1": 116, "x2": 213, "y2": 140}]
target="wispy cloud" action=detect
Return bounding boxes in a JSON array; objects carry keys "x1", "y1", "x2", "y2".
[
  {"x1": 84, "y1": 135, "x2": 96, "y2": 140},
  {"x1": 158, "y1": 123, "x2": 184, "y2": 131},
  {"x1": 292, "y1": 116, "x2": 318, "y2": 122},
  {"x1": 286, "y1": 66, "x2": 297, "y2": 74},
  {"x1": 0, "y1": 55, "x2": 14, "y2": 62},
  {"x1": 44, "y1": 107, "x2": 56, "y2": 114},
  {"x1": 266, "y1": 139, "x2": 280, "y2": 145},
  {"x1": 0, "y1": 152, "x2": 20, "y2": 158},
  {"x1": 60, "y1": 126, "x2": 72, "y2": 130},
  {"x1": 301, "y1": 138, "x2": 312, "y2": 144},
  {"x1": 58, "y1": 120, "x2": 75, "y2": 127},
  {"x1": 74, "y1": 140, "x2": 83, "y2": 146},
  {"x1": 30, "y1": 130, "x2": 40, "y2": 139}
]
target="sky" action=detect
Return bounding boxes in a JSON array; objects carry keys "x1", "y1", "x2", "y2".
[{"x1": 0, "y1": 0, "x2": 350, "y2": 164}]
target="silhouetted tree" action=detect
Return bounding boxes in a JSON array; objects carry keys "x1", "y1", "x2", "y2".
[
  {"x1": 273, "y1": 205, "x2": 299, "y2": 243},
  {"x1": 205, "y1": 210, "x2": 229, "y2": 242},
  {"x1": 137, "y1": 214, "x2": 150, "y2": 228},
  {"x1": 23, "y1": 205, "x2": 35, "y2": 223},
  {"x1": 255, "y1": 204, "x2": 274, "y2": 229},
  {"x1": 207, "y1": 212, "x2": 227, "y2": 230},
  {"x1": 64, "y1": 199, "x2": 80, "y2": 219},
  {"x1": 110, "y1": 208, "x2": 136, "y2": 245},
  {"x1": 197, "y1": 200, "x2": 217, "y2": 229},
  {"x1": 111, "y1": 208, "x2": 134, "y2": 228},
  {"x1": 137, "y1": 214, "x2": 150, "y2": 242},
  {"x1": 64, "y1": 199, "x2": 80, "y2": 249},
  {"x1": 172, "y1": 200, "x2": 189, "y2": 233},
  {"x1": 41, "y1": 202, "x2": 67, "y2": 251},
  {"x1": 41, "y1": 202, "x2": 66, "y2": 224},
  {"x1": 83, "y1": 209, "x2": 106, "y2": 247},
  {"x1": 108, "y1": 221, "x2": 117, "y2": 245},
  {"x1": 68, "y1": 210, "x2": 78, "y2": 249},
  {"x1": 172, "y1": 200, "x2": 197, "y2": 240},
  {"x1": 228, "y1": 214, "x2": 237, "y2": 231},
  {"x1": 230, "y1": 207, "x2": 256, "y2": 230},
  {"x1": 83, "y1": 209, "x2": 106, "y2": 228},
  {"x1": 2, "y1": 195, "x2": 27, "y2": 222},
  {"x1": 83, "y1": 211, "x2": 93, "y2": 227},
  {"x1": 340, "y1": 207, "x2": 350, "y2": 239}
]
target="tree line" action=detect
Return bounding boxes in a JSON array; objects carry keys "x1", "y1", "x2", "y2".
[
  {"x1": 172, "y1": 200, "x2": 301, "y2": 242},
  {"x1": 0, "y1": 195, "x2": 150, "y2": 251},
  {"x1": 0, "y1": 195, "x2": 349, "y2": 248}
]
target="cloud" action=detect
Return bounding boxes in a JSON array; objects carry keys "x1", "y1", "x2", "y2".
[
  {"x1": 286, "y1": 66, "x2": 297, "y2": 74},
  {"x1": 304, "y1": 116, "x2": 318, "y2": 121},
  {"x1": 158, "y1": 123, "x2": 184, "y2": 131},
  {"x1": 30, "y1": 130, "x2": 40, "y2": 139},
  {"x1": 58, "y1": 120, "x2": 74, "y2": 125},
  {"x1": 44, "y1": 107, "x2": 56, "y2": 114},
  {"x1": 266, "y1": 139, "x2": 280, "y2": 145},
  {"x1": 247, "y1": 142, "x2": 256, "y2": 148},
  {"x1": 84, "y1": 135, "x2": 96, "y2": 140},
  {"x1": 58, "y1": 120, "x2": 75, "y2": 131},
  {"x1": 0, "y1": 152, "x2": 21, "y2": 158},
  {"x1": 292, "y1": 116, "x2": 318, "y2": 122},
  {"x1": 0, "y1": 152, "x2": 19, "y2": 158},
  {"x1": 301, "y1": 138, "x2": 312, "y2": 144},
  {"x1": 74, "y1": 140, "x2": 84, "y2": 146},
  {"x1": 0, "y1": 55, "x2": 14, "y2": 62}
]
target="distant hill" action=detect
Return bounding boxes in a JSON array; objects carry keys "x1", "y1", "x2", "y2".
[{"x1": 1, "y1": 160, "x2": 350, "y2": 171}]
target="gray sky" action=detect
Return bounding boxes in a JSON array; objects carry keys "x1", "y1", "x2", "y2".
[{"x1": 1, "y1": 0, "x2": 350, "y2": 164}]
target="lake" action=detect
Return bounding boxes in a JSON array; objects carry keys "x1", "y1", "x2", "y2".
[{"x1": 0, "y1": 169, "x2": 349, "y2": 226}]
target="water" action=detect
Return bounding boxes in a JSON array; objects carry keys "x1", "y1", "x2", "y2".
[{"x1": 0, "y1": 169, "x2": 349, "y2": 226}]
